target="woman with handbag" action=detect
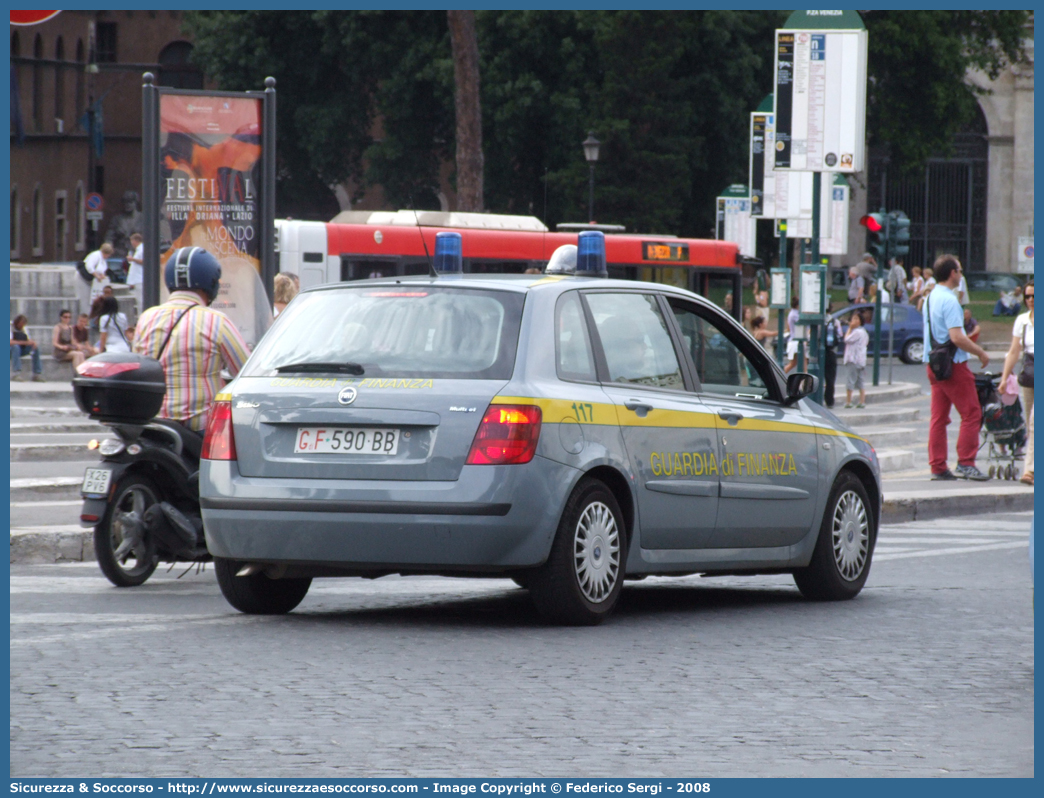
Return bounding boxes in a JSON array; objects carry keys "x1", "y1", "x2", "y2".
[{"x1": 1000, "y1": 284, "x2": 1034, "y2": 486}]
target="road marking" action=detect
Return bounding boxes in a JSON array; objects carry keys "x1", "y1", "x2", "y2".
[{"x1": 875, "y1": 541, "x2": 1027, "y2": 561}]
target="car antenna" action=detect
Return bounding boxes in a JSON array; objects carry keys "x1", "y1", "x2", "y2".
[{"x1": 410, "y1": 195, "x2": 437, "y2": 278}]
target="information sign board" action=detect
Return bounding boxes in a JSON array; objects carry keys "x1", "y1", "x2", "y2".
[
  {"x1": 773, "y1": 10, "x2": 867, "y2": 173},
  {"x1": 715, "y1": 185, "x2": 756, "y2": 258},
  {"x1": 750, "y1": 109, "x2": 813, "y2": 220},
  {"x1": 1017, "y1": 237, "x2": 1034, "y2": 274}
]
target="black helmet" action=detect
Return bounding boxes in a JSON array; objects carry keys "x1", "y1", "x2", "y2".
[{"x1": 165, "y1": 247, "x2": 222, "y2": 303}]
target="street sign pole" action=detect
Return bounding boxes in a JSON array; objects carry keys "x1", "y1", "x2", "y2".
[
  {"x1": 809, "y1": 170, "x2": 823, "y2": 403},
  {"x1": 776, "y1": 223, "x2": 788, "y2": 367},
  {"x1": 871, "y1": 214, "x2": 889, "y2": 386}
]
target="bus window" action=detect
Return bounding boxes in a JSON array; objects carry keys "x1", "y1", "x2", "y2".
[
  {"x1": 466, "y1": 259, "x2": 529, "y2": 274},
  {"x1": 340, "y1": 258, "x2": 399, "y2": 281},
  {"x1": 640, "y1": 266, "x2": 688, "y2": 290},
  {"x1": 705, "y1": 274, "x2": 736, "y2": 315}
]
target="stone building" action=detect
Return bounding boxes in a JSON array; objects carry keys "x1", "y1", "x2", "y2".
[{"x1": 10, "y1": 10, "x2": 202, "y2": 263}]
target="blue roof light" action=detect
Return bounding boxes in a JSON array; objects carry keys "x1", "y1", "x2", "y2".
[
  {"x1": 433, "y1": 232, "x2": 463, "y2": 274},
  {"x1": 575, "y1": 231, "x2": 607, "y2": 277}
]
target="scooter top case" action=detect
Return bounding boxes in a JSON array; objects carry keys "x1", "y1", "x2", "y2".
[{"x1": 73, "y1": 353, "x2": 166, "y2": 423}]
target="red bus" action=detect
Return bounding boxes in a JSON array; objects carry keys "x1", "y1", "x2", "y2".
[{"x1": 275, "y1": 211, "x2": 745, "y2": 319}]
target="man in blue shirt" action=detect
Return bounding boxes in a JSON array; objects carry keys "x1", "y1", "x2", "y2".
[{"x1": 922, "y1": 255, "x2": 990, "y2": 480}]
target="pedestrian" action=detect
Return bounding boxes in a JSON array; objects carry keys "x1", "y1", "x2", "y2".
[
  {"x1": 907, "y1": 266, "x2": 925, "y2": 304},
  {"x1": 10, "y1": 315, "x2": 44, "y2": 382},
  {"x1": 823, "y1": 302, "x2": 842, "y2": 408},
  {"x1": 994, "y1": 285, "x2": 1022, "y2": 317},
  {"x1": 784, "y1": 296, "x2": 803, "y2": 373},
  {"x1": 999, "y1": 283, "x2": 1034, "y2": 486},
  {"x1": 956, "y1": 268, "x2": 970, "y2": 306},
  {"x1": 749, "y1": 314, "x2": 776, "y2": 350},
  {"x1": 51, "y1": 309, "x2": 85, "y2": 370},
  {"x1": 855, "y1": 253, "x2": 877, "y2": 282},
  {"x1": 917, "y1": 267, "x2": 937, "y2": 312},
  {"x1": 125, "y1": 233, "x2": 144, "y2": 314},
  {"x1": 752, "y1": 290, "x2": 771, "y2": 328},
  {"x1": 96, "y1": 296, "x2": 131, "y2": 354},
  {"x1": 886, "y1": 258, "x2": 908, "y2": 303},
  {"x1": 73, "y1": 313, "x2": 97, "y2": 357},
  {"x1": 922, "y1": 254, "x2": 991, "y2": 480},
  {"x1": 847, "y1": 267, "x2": 865, "y2": 303},
  {"x1": 86, "y1": 243, "x2": 114, "y2": 303},
  {"x1": 843, "y1": 311, "x2": 868, "y2": 408},
  {"x1": 963, "y1": 307, "x2": 981, "y2": 344},
  {"x1": 273, "y1": 272, "x2": 299, "y2": 317}
]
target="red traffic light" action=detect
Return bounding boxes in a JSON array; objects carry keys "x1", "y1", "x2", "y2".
[{"x1": 859, "y1": 213, "x2": 885, "y2": 233}]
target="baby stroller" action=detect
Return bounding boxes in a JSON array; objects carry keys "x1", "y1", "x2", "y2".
[{"x1": 975, "y1": 372, "x2": 1026, "y2": 480}]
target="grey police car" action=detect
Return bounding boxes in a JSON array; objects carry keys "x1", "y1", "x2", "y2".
[{"x1": 200, "y1": 232, "x2": 880, "y2": 625}]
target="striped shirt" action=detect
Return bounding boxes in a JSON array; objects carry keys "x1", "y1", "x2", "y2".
[{"x1": 133, "y1": 291, "x2": 250, "y2": 431}]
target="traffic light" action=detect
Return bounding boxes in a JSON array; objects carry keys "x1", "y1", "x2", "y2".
[
  {"x1": 889, "y1": 211, "x2": 911, "y2": 259},
  {"x1": 860, "y1": 211, "x2": 888, "y2": 265}
]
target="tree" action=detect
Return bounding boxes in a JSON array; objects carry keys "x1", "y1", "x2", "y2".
[
  {"x1": 862, "y1": 11, "x2": 1030, "y2": 169},
  {"x1": 447, "y1": 10, "x2": 484, "y2": 212}
]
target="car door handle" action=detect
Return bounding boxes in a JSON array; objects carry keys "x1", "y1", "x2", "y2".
[
  {"x1": 718, "y1": 410, "x2": 743, "y2": 426},
  {"x1": 624, "y1": 400, "x2": 653, "y2": 418}
]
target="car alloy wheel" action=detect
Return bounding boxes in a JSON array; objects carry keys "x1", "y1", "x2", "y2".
[
  {"x1": 573, "y1": 501, "x2": 621, "y2": 603},
  {"x1": 831, "y1": 489, "x2": 869, "y2": 581}
]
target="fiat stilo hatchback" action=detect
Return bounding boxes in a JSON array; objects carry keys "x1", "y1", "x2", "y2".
[{"x1": 200, "y1": 233, "x2": 881, "y2": 625}]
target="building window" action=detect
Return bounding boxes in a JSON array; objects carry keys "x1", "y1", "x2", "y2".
[
  {"x1": 158, "y1": 41, "x2": 203, "y2": 89},
  {"x1": 33, "y1": 34, "x2": 43, "y2": 133},
  {"x1": 11, "y1": 185, "x2": 20, "y2": 258},
  {"x1": 74, "y1": 182, "x2": 85, "y2": 252},
  {"x1": 55, "y1": 37, "x2": 65, "y2": 132},
  {"x1": 32, "y1": 183, "x2": 44, "y2": 257},
  {"x1": 95, "y1": 22, "x2": 117, "y2": 63},
  {"x1": 55, "y1": 190, "x2": 68, "y2": 261},
  {"x1": 11, "y1": 31, "x2": 19, "y2": 56},
  {"x1": 75, "y1": 39, "x2": 85, "y2": 122}
]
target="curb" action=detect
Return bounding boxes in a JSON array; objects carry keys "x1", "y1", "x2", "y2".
[
  {"x1": 11, "y1": 476, "x2": 83, "y2": 501},
  {"x1": 10, "y1": 526, "x2": 92, "y2": 564},
  {"x1": 861, "y1": 382, "x2": 923, "y2": 406},
  {"x1": 9, "y1": 490, "x2": 1034, "y2": 563},
  {"x1": 881, "y1": 490, "x2": 1035, "y2": 524},
  {"x1": 11, "y1": 443, "x2": 93, "y2": 462}
]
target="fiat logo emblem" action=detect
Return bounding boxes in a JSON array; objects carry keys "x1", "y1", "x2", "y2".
[{"x1": 337, "y1": 386, "x2": 358, "y2": 406}]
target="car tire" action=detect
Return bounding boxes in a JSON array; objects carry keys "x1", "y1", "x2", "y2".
[
  {"x1": 213, "y1": 557, "x2": 312, "y2": 615},
  {"x1": 529, "y1": 478, "x2": 627, "y2": 626},
  {"x1": 900, "y1": 338, "x2": 923, "y2": 365},
  {"x1": 94, "y1": 474, "x2": 160, "y2": 587},
  {"x1": 793, "y1": 471, "x2": 876, "y2": 601}
]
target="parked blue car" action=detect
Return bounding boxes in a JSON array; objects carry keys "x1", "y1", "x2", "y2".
[{"x1": 830, "y1": 303, "x2": 924, "y2": 365}]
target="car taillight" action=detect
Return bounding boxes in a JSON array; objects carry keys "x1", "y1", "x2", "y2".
[
  {"x1": 466, "y1": 404, "x2": 542, "y2": 465},
  {"x1": 202, "y1": 401, "x2": 237, "y2": 461}
]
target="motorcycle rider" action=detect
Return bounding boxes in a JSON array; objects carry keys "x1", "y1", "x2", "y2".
[{"x1": 133, "y1": 247, "x2": 250, "y2": 447}]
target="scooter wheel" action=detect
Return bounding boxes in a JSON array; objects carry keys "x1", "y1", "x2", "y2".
[{"x1": 94, "y1": 474, "x2": 160, "y2": 587}]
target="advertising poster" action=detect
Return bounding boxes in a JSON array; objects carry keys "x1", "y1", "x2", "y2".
[{"x1": 158, "y1": 94, "x2": 271, "y2": 344}]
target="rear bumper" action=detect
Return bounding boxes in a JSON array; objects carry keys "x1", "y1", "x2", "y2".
[{"x1": 200, "y1": 457, "x2": 577, "y2": 570}]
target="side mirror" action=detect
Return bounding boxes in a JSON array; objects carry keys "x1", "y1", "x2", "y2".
[{"x1": 784, "y1": 372, "x2": 819, "y2": 406}]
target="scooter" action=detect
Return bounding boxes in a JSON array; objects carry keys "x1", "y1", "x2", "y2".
[{"x1": 75, "y1": 353, "x2": 210, "y2": 587}]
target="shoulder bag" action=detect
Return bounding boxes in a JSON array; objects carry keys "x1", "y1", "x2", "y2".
[
  {"x1": 1018, "y1": 319, "x2": 1034, "y2": 388},
  {"x1": 926, "y1": 293, "x2": 958, "y2": 381}
]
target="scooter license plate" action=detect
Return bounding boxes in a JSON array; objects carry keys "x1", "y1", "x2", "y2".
[{"x1": 82, "y1": 467, "x2": 113, "y2": 496}]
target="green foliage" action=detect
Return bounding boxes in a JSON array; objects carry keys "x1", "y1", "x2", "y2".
[
  {"x1": 863, "y1": 10, "x2": 1030, "y2": 169},
  {"x1": 185, "y1": 10, "x2": 1031, "y2": 232}
]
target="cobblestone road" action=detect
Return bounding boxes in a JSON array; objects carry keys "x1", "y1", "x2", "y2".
[{"x1": 10, "y1": 513, "x2": 1034, "y2": 777}]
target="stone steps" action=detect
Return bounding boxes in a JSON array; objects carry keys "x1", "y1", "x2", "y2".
[
  {"x1": 834, "y1": 405, "x2": 921, "y2": 427},
  {"x1": 874, "y1": 448, "x2": 916, "y2": 473},
  {"x1": 860, "y1": 382, "x2": 923, "y2": 405},
  {"x1": 857, "y1": 426, "x2": 920, "y2": 449}
]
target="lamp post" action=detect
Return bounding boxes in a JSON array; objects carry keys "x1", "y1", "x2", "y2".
[{"x1": 582, "y1": 131, "x2": 600, "y2": 223}]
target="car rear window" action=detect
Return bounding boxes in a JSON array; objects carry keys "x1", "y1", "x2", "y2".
[{"x1": 243, "y1": 286, "x2": 524, "y2": 380}]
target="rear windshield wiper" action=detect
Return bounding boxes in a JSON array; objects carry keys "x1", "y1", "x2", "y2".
[{"x1": 275, "y1": 361, "x2": 365, "y2": 375}]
